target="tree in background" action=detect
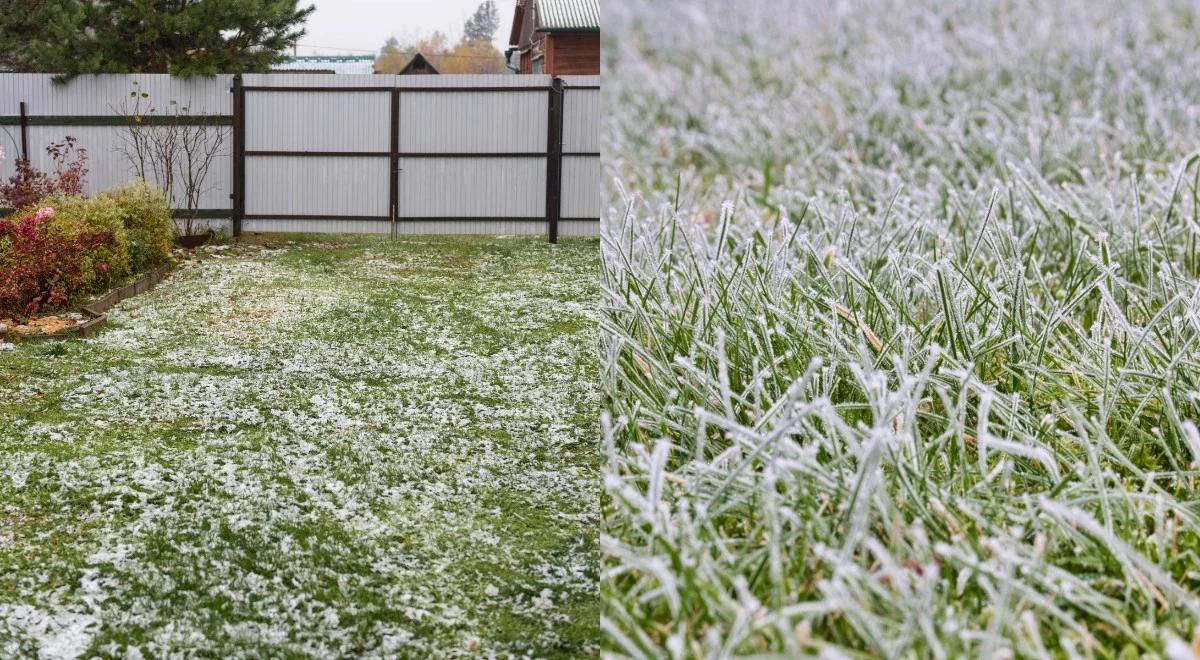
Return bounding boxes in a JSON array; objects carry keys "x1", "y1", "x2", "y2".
[
  {"x1": 376, "y1": 32, "x2": 452, "y2": 73},
  {"x1": 0, "y1": 0, "x2": 314, "y2": 78},
  {"x1": 462, "y1": 0, "x2": 500, "y2": 45},
  {"x1": 375, "y1": 36, "x2": 409, "y2": 73},
  {"x1": 444, "y1": 40, "x2": 506, "y2": 74},
  {"x1": 373, "y1": 1, "x2": 506, "y2": 75}
]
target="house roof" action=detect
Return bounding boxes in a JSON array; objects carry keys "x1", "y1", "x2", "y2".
[
  {"x1": 510, "y1": 0, "x2": 599, "y2": 45},
  {"x1": 537, "y1": 0, "x2": 600, "y2": 31},
  {"x1": 273, "y1": 56, "x2": 377, "y2": 75},
  {"x1": 398, "y1": 53, "x2": 440, "y2": 75}
]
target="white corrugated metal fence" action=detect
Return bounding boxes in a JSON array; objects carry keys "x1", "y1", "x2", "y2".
[{"x1": 0, "y1": 73, "x2": 599, "y2": 239}]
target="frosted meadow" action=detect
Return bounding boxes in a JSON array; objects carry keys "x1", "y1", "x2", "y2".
[
  {"x1": 0, "y1": 236, "x2": 599, "y2": 657},
  {"x1": 602, "y1": 0, "x2": 1200, "y2": 657}
]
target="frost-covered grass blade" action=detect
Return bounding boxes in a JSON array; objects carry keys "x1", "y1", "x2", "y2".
[{"x1": 602, "y1": 0, "x2": 1200, "y2": 656}]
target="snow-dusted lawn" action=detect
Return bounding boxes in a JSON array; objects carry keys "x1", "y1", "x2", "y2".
[{"x1": 0, "y1": 235, "x2": 599, "y2": 658}]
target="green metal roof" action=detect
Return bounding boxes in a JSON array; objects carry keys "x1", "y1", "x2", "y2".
[
  {"x1": 275, "y1": 56, "x2": 377, "y2": 75},
  {"x1": 537, "y1": 0, "x2": 599, "y2": 31},
  {"x1": 285, "y1": 56, "x2": 376, "y2": 63}
]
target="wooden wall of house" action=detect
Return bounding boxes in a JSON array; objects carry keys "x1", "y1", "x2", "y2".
[
  {"x1": 519, "y1": 32, "x2": 600, "y2": 75},
  {"x1": 548, "y1": 33, "x2": 601, "y2": 75},
  {"x1": 520, "y1": 32, "x2": 548, "y2": 74}
]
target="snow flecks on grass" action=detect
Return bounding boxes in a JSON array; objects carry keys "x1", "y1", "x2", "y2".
[
  {"x1": 0, "y1": 235, "x2": 599, "y2": 658},
  {"x1": 603, "y1": 0, "x2": 1200, "y2": 656}
]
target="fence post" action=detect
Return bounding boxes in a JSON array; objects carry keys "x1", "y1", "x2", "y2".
[
  {"x1": 231, "y1": 74, "x2": 245, "y2": 238},
  {"x1": 390, "y1": 88, "x2": 400, "y2": 239},
  {"x1": 18, "y1": 101, "x2": 29, "y2": 161},
  {"x1": 546, "y1": 77, "x2": 565, "y2": 244}
]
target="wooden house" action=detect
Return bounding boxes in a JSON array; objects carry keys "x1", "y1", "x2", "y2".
[{"x1": 507, "y1": 0, "x2": 600, "y2": 75}]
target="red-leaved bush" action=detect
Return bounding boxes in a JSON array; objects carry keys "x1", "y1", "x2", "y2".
[
  {"x1": 0, "y1": 208, "x2": 114, "y2": 318},
  {"x1": 0, "y1": 137, "x2": 89, "y2": 210}
]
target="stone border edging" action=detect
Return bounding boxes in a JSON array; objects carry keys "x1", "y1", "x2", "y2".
[{"x1": 1, "y1": 263, "x2": 174, "y2": 341}]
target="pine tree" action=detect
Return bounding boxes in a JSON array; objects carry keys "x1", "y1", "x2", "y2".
[
  {"x1": 0, "y1": 0, "x2": 315, "y2": 78},
  {"x1": 462, "y1": 1, "x2": 500, "y2": 45},
  {"x1": 0, "y1": 0, "x2": 80, "y2": 71}
]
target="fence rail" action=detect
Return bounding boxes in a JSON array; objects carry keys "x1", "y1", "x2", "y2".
[{"x1": 0, "y1": 73, "x2": 600, "y2": 241}]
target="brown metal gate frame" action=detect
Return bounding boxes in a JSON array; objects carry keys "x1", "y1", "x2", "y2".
[
  {"x1": 18, "y1": 101, "x2": 29, "y2": 161},
  {"x1": 230, "y1": 75, "x2": 600, "y2": 244}
]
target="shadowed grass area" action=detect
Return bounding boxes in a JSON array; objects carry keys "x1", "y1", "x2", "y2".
[{"x1": 0, "y1": 234, "x2": 599, "y2": 658}]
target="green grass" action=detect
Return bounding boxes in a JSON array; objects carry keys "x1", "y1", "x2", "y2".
[
  {"x1": 602, "y1": 0, "x2": 1200, "y2": 657},
  {"x1": 0, "y1": 234, "x2": 600, "y2": 658}
]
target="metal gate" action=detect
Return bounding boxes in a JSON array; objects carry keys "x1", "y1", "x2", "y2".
[{"x1": 235, "y1": 74, "x2": 600, "y2": 242}]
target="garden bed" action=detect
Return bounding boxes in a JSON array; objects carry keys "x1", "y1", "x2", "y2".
[{"x1": 0, "y1": 263, "x2": 173, "y2": 341}]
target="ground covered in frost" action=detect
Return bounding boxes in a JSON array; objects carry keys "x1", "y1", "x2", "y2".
[
  {"x1": 0, "y1": 235, "x2": 599, "y2": 658},
  {"x1": 603, "y1": 0, "x2": 1200, "y2": 657}
]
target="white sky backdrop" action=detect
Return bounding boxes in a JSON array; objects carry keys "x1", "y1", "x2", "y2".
[{"x1": 297, "y1": 0, "x2": 516, "y2": 56}]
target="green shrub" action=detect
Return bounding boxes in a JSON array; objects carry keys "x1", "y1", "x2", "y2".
[
  {"x1": 102, "y1": 180, "x2": 174, "y2": 273},
  {"x1": 6, "y1": 180, "x2": 173, "y2": 302},
  {"x1": 0, "y1": 208, "x2": 116, "y2": 318},
  {"x1": 39, "y1": 194, "x2": 130, "y2": 292}
]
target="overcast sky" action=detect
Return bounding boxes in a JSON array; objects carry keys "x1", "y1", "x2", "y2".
[{"x1": 296, "y1": 0, "x2": 515, "y2": 57}]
